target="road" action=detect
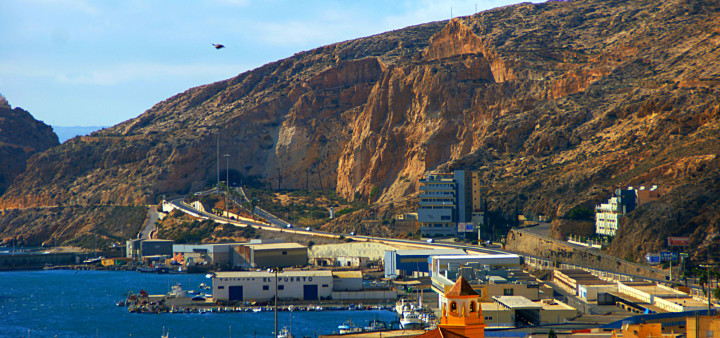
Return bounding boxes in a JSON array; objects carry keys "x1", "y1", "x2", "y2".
[
  {"x1": 166, "y1": 188, "x2": 697, "y2": 290},
  {"x1": 139, "y1": 206, "x2": 160, "y2": 239},
  {"x1": 235, "y1": 187, "x2": 289, "y2": 228}
]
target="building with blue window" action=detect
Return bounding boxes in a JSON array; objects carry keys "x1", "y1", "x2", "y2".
[
  {"x1": 384, "y1": 249, "x2": 466, "y2": 279},
  {"x1": 417, "y1": 170, "x2": 480, "y2": 237}
]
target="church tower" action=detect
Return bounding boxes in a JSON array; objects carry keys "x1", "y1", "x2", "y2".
[{"x1": 439, "y1": 276, "x2": 486, "y2": 338}]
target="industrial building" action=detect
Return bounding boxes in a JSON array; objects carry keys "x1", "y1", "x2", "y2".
[
  {"x1": 213, "y1": 269, "x2": 395, "y2": 302},
  {"x1": 234, "y1": 242, "x2": 308, "y2": 269},
  {"x1": 384, "y1": 249, "x2": 466, "y2": 278},
  {"x1": 172, "y1": 243, "x2": 243, "y2": 268},
  {"x1": 429, "y1": 254, "x2": 522, "y2": 277},
  {"x1": 553, "y1": 269, "x2": 616, "y2": 301},
  {"x1": 611, "y1": 281, "x2": 709, "y2": 314},
  {"x1": 213, "y1": 270, "x2": 333, "y2": 302},
  {"x1": 126, "y1": 239, "x2": 173, "y2": 259}
]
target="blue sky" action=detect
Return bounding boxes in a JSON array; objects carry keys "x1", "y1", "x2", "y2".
[{"x1": 1, "y1": 0, "x2": 535, "y2": 127}]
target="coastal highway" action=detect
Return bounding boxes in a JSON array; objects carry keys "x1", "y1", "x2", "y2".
[{"x1": 167, "y1": 191, "x2": 679, "y2": 287}]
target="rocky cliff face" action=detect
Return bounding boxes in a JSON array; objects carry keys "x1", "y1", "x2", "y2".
[
  {"x1": 0, "y1": 96, "x2": 59, "y2": 194},
  {"x1": 1, "y1": 0, "x2": 719, "y2": 260}
]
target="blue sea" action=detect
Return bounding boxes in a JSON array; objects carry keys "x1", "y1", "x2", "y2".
[{"x1": 0, "y1": 270, "x2": 398, "y2": 338}]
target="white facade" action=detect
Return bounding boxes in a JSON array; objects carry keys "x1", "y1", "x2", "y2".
[
  {"x1": 430, "y1": 254, "x2": 521, "y2": 277},
  {"x1": 595, "y1": 196, "x2": 621, "y2": 236},
  {"x1": 213, "y1": 270, "x2": 333, "y2": 302}
]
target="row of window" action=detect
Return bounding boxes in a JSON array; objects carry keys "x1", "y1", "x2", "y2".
[{"x1": 259, "y1": 284, "x2": 329, "y2": 291}]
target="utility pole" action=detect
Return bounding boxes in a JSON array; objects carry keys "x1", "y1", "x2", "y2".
[{"x1": 224, "y1": 153, "x2": 230, "y2": 218}]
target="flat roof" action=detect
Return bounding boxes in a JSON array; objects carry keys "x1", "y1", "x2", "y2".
[
  {"x1": 534, "y1": 299, "x2": 576, "y2": 311},
  {"x1": 393, "y1": 249, "x2": 466, "y2": 256},
  {"x1": 493, "y1": 296, "x2": 542, "y2": 309},
  {"x1": 431, "y1": 254, "x2": 520, "y2": 260},
  {"x1": 661, "y1": 297, "x2": 708, "y2": 307},
  {"x1": 215, "y1": 270, "x2": 332, "y2": 278},
  {"x1": 243, "y1": 243, "x2": 307, "y2": 250},
  {"x1": 332, "y1": 271, "x2": 362, "y2": 279},
  {"x1": 625, "y1": 283, "x2": 687, "y2": 297}
]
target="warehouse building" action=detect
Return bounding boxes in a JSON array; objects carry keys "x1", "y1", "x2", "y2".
[
  {"x1": 429, "y1": 254, "x2": 521, "y2": 277},
  {"x1": 384, "y1": 249, "x2": 466, "y2": 278},
  {"x1": 213, "y1": 270, "x2": 333, "y2": 302},
  {"x1": 172, "y1": 243, "x2": 243, "y2": 268},
  {"x1": 234, "y1": 243, "x2": 308, "y2": 269},
  {"x1": 126, "y1": 239, "x2": 173, "y2": 259}
]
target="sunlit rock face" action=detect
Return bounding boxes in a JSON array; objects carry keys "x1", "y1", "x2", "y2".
[{"x1": 2, "y1": 0, "x2": 720, "y2": 260}]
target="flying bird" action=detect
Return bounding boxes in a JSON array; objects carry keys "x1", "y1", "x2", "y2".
[{"x1": 212, "y1": 44, "x2": 225, "y2": 49}]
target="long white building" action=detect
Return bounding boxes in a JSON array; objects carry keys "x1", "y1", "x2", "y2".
[{"x1": 213, "y1": 270, "x2": 333, "y2": 302}]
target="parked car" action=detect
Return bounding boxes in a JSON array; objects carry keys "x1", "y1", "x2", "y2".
[{"x1": 426, "y1": 239, "x2": 434, "y2": 243}]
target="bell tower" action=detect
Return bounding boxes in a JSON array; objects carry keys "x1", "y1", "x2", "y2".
[{"x1": 439, "y1": 276, "x2": 486, "y2": 338}]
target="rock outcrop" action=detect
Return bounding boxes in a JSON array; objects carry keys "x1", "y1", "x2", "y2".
[
  {"x1": 0, "y1": 96, "x2": 59, "y2": 194},
  {"x1": 1, "y1": 0, "x2": 720, "y2": 260}
]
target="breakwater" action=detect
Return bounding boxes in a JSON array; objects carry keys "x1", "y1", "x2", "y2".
[{"x1": 0, "y1": 251, "x2": 94, "y2": 270}]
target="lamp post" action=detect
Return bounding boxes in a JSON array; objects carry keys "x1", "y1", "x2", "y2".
[
  {"x1": 274, "y1": 268, "x2": 278, "y2": 338},
  {"x1": 224, "y1": 153, "x2": 230, "y2": 218}
]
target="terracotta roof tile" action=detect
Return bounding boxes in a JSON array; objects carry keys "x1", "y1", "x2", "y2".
[
  {"x1": 446, "y1": 276, "x2": 478, "y2": 297},
  {"x1": 414, "y1": 327, "x2": 469, "y2": 338}
]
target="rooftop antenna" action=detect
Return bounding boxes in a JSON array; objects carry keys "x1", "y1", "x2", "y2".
[
  {"x1": 451, "y1": 6, "x2": 453, "y2": 19},
  {"x1": 217, "y1": 132, "x2": 220, "y2": 190}
]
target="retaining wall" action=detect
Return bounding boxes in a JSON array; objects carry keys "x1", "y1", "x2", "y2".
[{"x1": 506, "y1": 229, "x2": 669, "y2": 281}]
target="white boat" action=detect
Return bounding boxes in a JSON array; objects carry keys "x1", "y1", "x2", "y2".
[
  {"x1": 338, "y1": 320, "x2": 363, "y2": 334},
  {"x1": 252, "y1": 307, "x2": 263, "y2": 312},
  {"x1": 364, "y1": 319, "x2": 388, "y2": 332},
  {"x1": 276, "y1": 326, "x2": 292, "y2": 338},
  {"x1": 399, "y1": 310, "x2": 424, "y2": 330}
]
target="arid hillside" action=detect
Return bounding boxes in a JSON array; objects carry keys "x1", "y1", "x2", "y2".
[
  {"x1": 1, "y1": 0, "x2": 719, "y2": 261},
  {"x1": 0, "y1": 96, "x2": 59, "y2": 194}
]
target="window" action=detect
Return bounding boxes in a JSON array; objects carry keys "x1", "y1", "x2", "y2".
[
  {"x1": 469, "y1": 301, "x2": 476, "y2": 313},
  {"x1": 503, "y1": 288, "x2": 514, "y2": 296},
  {"x1": 450, "y1": 301, "x2": 457, "y2": 313},
  {"x1": 278, "y1": 285, "x2": 284, "y2": 290},
  {"x1": 322, "y1": 284, "x2": 329, "y2": 288},
  {"x1": 263, "y1": 285, "x2": 269, "y2": 291},
  {"x1": 282, "y1": 251, "x2": 288, "y2": 255},
  {"x1": 218, "y1": 286, "x2": 224, "y2": 289}
]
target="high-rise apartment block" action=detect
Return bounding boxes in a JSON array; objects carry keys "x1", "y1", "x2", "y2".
[{"x1": 418, "y1": 170, "x2": 482, "y2": 238}]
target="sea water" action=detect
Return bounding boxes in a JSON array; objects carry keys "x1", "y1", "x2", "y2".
[{"x1": 0, "y1": 270, "x2": 397, "y2": 338}]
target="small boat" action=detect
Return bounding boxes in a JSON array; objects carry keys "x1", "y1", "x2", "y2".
[
  {"x1": 399, "y1": 310, "x2": 424, "y2": 330},
  {"x1": 252, "y1": 307, "x2": 263, "y2": 312},
  {"x1": 364, "y1": 319, "x2": 388, "y2": 332},
  {"x1": 276, "y1": 326, "x2": 292, "y2": 338},
  {"x1": 338, "y1": 320, "x2": 363, "y2": 334},
  {"x1": 83, "y1": 257, "x2": 103, "y2": 264}
]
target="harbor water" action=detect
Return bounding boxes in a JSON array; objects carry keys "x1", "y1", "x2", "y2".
[{"x1": 0, "y1": 270, "x2": 398, "y2": 338}]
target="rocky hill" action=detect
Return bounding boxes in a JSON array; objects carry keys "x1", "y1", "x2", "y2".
[
  {"x1": 1, "y1": 0, "x2": 719, "y2": 261},
  {"x1": 0, "y1": 96, "x2": 59, "y2": 194}
]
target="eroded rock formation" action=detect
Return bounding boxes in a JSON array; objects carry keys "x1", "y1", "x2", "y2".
[{"x1": 1, "y1": 0, "x2": 719, "y2": 260}]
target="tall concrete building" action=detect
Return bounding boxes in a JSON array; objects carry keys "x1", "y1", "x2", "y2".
[
  {"x1": 595, "y1": 187, "x2": 639, "y2": 237},
  {"x1": 418, "y1": 170, "x2": 480, "y2": 237}
]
